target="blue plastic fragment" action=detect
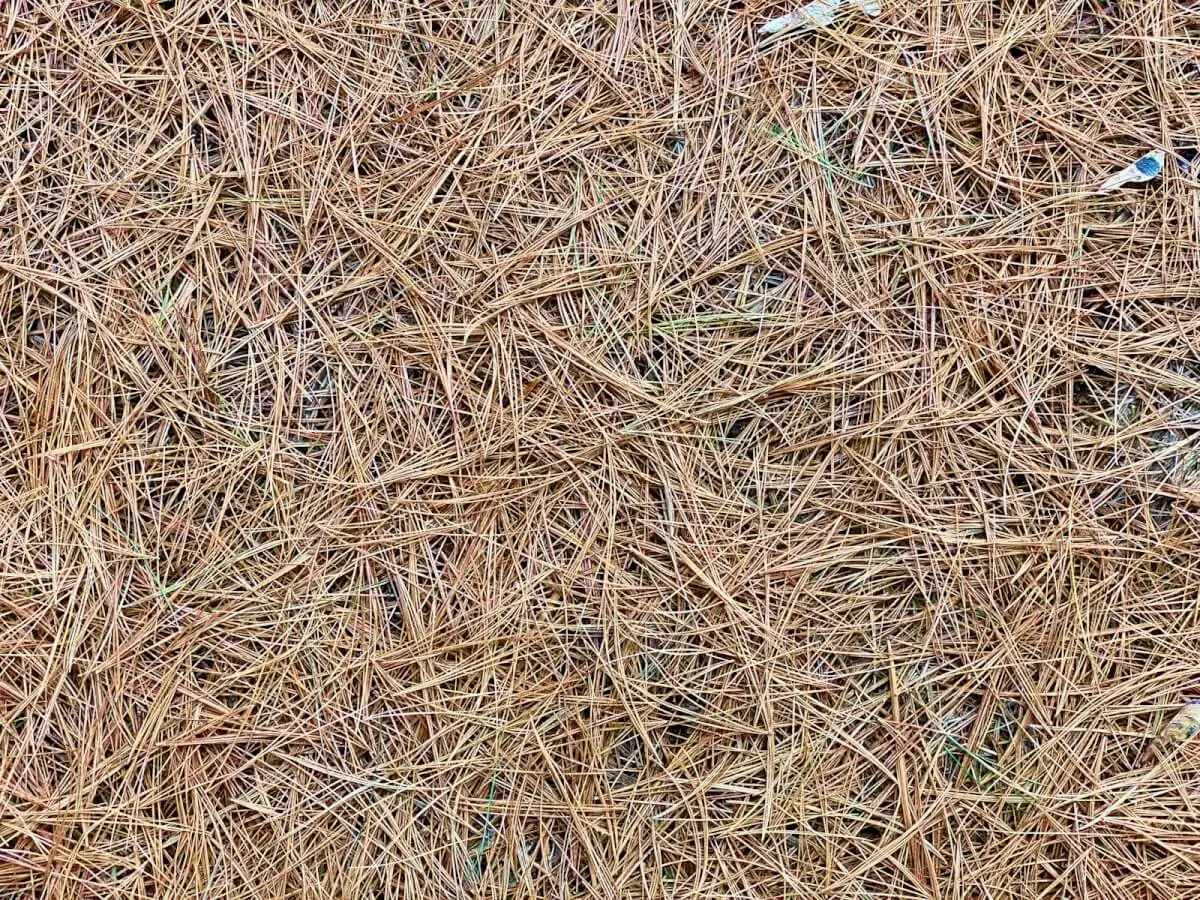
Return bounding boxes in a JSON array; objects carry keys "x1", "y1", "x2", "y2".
[{"x1": 1134, "y1": 153, "x2": 1162, "y2": 176}]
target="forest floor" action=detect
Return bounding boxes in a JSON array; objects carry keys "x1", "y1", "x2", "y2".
[{"x1": 3, "y1": 2, "x2": 1200, "y2": 896}]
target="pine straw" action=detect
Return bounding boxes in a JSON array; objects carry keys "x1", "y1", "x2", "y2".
[{"x1": 3, "y1": 1, "x2": 1200, "y2": 897}]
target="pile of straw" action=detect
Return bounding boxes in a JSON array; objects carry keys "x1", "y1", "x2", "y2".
[{"x1": 3, "y1": 1, "x2": 1200, "y2": 895}]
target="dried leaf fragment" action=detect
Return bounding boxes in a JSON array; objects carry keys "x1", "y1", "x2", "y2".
[
  {"x1": 760, "y1": 0, "x2": 881, "y2": 34},
  {"x1": 1164, "y1": 701, "x2": 1200, "y2": 742},
  {"x1": 1098, "y1": 149, "x2": 1165, "y2": 194}
]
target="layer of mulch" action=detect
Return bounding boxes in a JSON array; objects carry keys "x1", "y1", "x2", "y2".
[{"x1": 4, "y1": 1, "x2": 1200, "y2": 896}]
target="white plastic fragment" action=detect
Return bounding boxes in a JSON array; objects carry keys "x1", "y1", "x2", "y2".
[
  {"x1": 1165, "y1": 701, "x2": 1200, "y2": 742},
  {"x1": 760, "y1": 0, "x2": 881, "y2": 34},
  {"x1": 1098, "y1": 149, "x2": 1165, "y2": 194}
]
